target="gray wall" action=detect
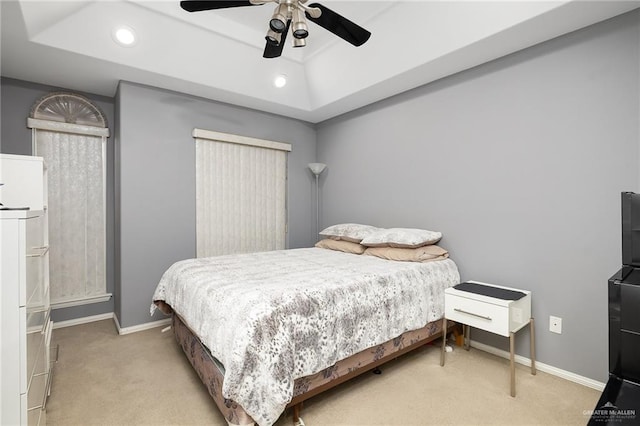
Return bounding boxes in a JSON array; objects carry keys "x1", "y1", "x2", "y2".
[
  {"x1": 116, "y1": 81, "x2": 317, "y2": 328},
  {"x1": 0, "y1": 77, "x2": 116, "y2": 322},
  {"x1": 316, "y1": 11, "x2": 640, "y2": 383}
]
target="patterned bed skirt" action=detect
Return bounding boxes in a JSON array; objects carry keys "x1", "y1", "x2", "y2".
[{"x1": 172, "y1": 313, "x2": 449, "y2": 425}]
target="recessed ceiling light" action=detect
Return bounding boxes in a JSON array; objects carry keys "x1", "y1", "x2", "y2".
[
  {"x1": 274, "y1": 75, "x2": 287, "y2": 88},
  {"x1": 113, "y1": 26, "x2": 137, "y2": 47}
]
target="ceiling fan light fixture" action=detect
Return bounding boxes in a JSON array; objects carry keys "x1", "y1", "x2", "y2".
[
  {"x1": 269, "y1": 3, "x2": 289, "y2": 33},
  {"x1": 292, "y1": 25, "x2": 309, "y2": 39},
  {"x1": 291, "y1": 7, "x2": 308, "y2": 39},
  {"x1": 269, "y1": 18, "x2": 286, "y2": 33},
  {"x1": 265, "y1": 28, "x2": 282, "y2": 46}
]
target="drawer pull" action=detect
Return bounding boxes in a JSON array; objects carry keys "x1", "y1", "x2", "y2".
[
  {"x1": 43, "y1": 368, "x2": 53, "y2": 410},
  {"x1": 26, "y1": 246, "x2": 49, "y2": 258},
  {"x1": 454, "y1": 308, "x2": 492, "y2": 321},
  {"x1": 51, "y1": 344, "x2": 60, "y2": 363}
]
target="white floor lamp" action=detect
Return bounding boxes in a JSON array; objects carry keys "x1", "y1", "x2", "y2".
[{"x1": 308, "y1": 162, "x2": 327, "y2": 238}]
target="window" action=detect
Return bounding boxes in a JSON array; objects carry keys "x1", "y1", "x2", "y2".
[
  {"x1": 28, "y1": 92, "x2": 110, "y2": 308},
  {"x1": 193, "y1": 128, "x2": 290, "y2": 257}
]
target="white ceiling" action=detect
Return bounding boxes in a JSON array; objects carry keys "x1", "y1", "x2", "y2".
[{"x1": 2, "y1": 1, "x2": 639, "y2": 123}]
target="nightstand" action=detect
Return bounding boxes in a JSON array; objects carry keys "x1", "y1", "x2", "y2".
[{"x1": 440, "y1": 281, "x2": 536, "y2": 397}]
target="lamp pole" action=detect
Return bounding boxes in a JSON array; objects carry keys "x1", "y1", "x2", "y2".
[
  {"x1": 315, "y1": 173, "x2": 320, "y2": 237},
  {"x1": 308, "y1": 163, "x2": 327, "y2": 239}
]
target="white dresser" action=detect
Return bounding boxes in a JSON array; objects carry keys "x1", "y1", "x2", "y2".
[{"x1": 1, "y1": 155, "x2": 52, "y2": 426}]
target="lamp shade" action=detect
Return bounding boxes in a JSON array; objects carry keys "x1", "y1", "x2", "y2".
[{"x1": 308, "y1": 162, "x2": 327, "y2": 176}]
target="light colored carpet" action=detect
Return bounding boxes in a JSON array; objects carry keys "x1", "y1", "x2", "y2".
[{"x1": 46, "y1": 320, "x2": 599, "y2": 425}]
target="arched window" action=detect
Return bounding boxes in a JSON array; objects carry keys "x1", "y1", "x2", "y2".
[
  {"x1": 28, "y1": 92, "x2": 110, "y2": 308},
  {"x1": 30, "y1": 92, "x2": 108, "y2": 127}
]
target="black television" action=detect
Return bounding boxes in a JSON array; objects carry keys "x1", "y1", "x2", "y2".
[
  {"x1": 587, "y1": 193, "x2": 640, "y2": 425},
  {"x1": 621, "y1": 192, "x2": 640, "y2": 283}
]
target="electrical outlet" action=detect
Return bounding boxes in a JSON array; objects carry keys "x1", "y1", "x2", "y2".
[{"x1": 549, "y1": 315, "x2": 562, "y2": 334}]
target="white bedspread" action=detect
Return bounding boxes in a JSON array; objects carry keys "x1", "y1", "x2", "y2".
[{"x1": 151, "y1": 248, "x2": 459, "y2": 426}]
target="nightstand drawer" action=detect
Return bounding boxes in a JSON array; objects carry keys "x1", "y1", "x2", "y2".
[{"x1": 445, "y1": 294, "x2": 510, "y2": 336}]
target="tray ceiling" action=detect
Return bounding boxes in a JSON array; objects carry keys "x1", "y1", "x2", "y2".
[{"x1": 1, "y1": 1, "x2": 638, "y2": 123}]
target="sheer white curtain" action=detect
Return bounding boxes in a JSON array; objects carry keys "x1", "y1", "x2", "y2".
[
  {"x1": 34, "y1": 130, "x2": 107, "y2": 305},
  {"x1": 194, "y1": 129, "x2": 290, "y2": 258}
]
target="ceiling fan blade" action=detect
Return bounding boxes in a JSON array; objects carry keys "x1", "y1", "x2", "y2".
[
  {"x1": 180, "y1": 1, "x2": 260, "y2": 12},
  {"x1": 263, "y1": 20, "x2": 290, "y2": 59},
  {"x1": 305, "y1": 3, "x2": 371, "y2": 47}
]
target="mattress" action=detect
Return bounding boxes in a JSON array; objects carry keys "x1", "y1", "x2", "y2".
[{"x1": 151, "y1": 247, "x2": 459, "y2": 426}]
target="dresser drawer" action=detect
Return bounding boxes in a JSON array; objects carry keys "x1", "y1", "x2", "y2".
[
  {"x1": 27, "y1": 407, "x2": 44, "y2": 426},
  {"x1": 621, "y1": 331, "x2": 640, "y2": 383},
  {"x1": 25, "y1": 215, "x2": 45, "y2": 251},
  {"x1": 27, "y1": 369, "x2": 48, "y2": 414},
  {"x1": 621, "y1": 283, "x2": 640, "y2": 334},
  {"x1": 26, "y1": 329, "x2": 45, "y2": 389},
  {"x1": 445, "y1": 293, "x2": 510, "y2": 336},
  {"x1": 25, "y1": 255, "x2": 47, "y2": 310},
  {"x1": 27, "y1": 332, "x2": 48, "y2": 415},
  {"x1": 25, "y1": 215, "x2": 48, "y2": 312},
  {"x1": 26, "y1": 308, "x2": 49, "y2": 335}
]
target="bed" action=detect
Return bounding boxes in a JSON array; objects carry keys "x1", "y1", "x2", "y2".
[{"x1": 151, "y1": 241, "x2": 459, "y2": 426}]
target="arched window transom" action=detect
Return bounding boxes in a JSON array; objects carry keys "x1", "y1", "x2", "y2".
[{"x1": 30, "y1": 92, "x2": 108, "y2": 128}]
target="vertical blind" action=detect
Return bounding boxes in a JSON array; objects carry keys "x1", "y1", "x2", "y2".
[
  {"x1": 33, "y1": 129, "x2": 107, "y2": 305},
  {"x1": 194, "y1": 129, "x2": 291, "y2": 258}
]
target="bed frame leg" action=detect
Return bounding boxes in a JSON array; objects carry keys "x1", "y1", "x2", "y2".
[{"x1": 292, "y1": 402, "x2": 304, "y2": 426}]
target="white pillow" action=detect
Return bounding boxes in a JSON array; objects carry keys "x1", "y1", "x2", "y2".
[
  {"x1": 319, "y1": 223, "x2": 380, "y2": 243},
  {"x1": 360, "y1": 227, "x2": 442, "y2": 248}
]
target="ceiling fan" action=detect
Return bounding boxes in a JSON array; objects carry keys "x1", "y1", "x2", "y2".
[{"x1": 180, "y1": 0, "x2": 372, "y2": 58}]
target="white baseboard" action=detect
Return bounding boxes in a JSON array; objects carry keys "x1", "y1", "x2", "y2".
[
  {"x1": 52, "y1": 312, "x2": 114, "y2": 329},
  {"x1": 52, "y1": 312, "x2": 171, "y2": 335},
  {"x1": 51, "y1": 293, "x2": 112, "y2": 310},
  {"x1": 470, "y1": 340, "x2": 606, "y2": 391},
  {"x1": 113, "y1": 315, "x2": 171, "y2": 335}
]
